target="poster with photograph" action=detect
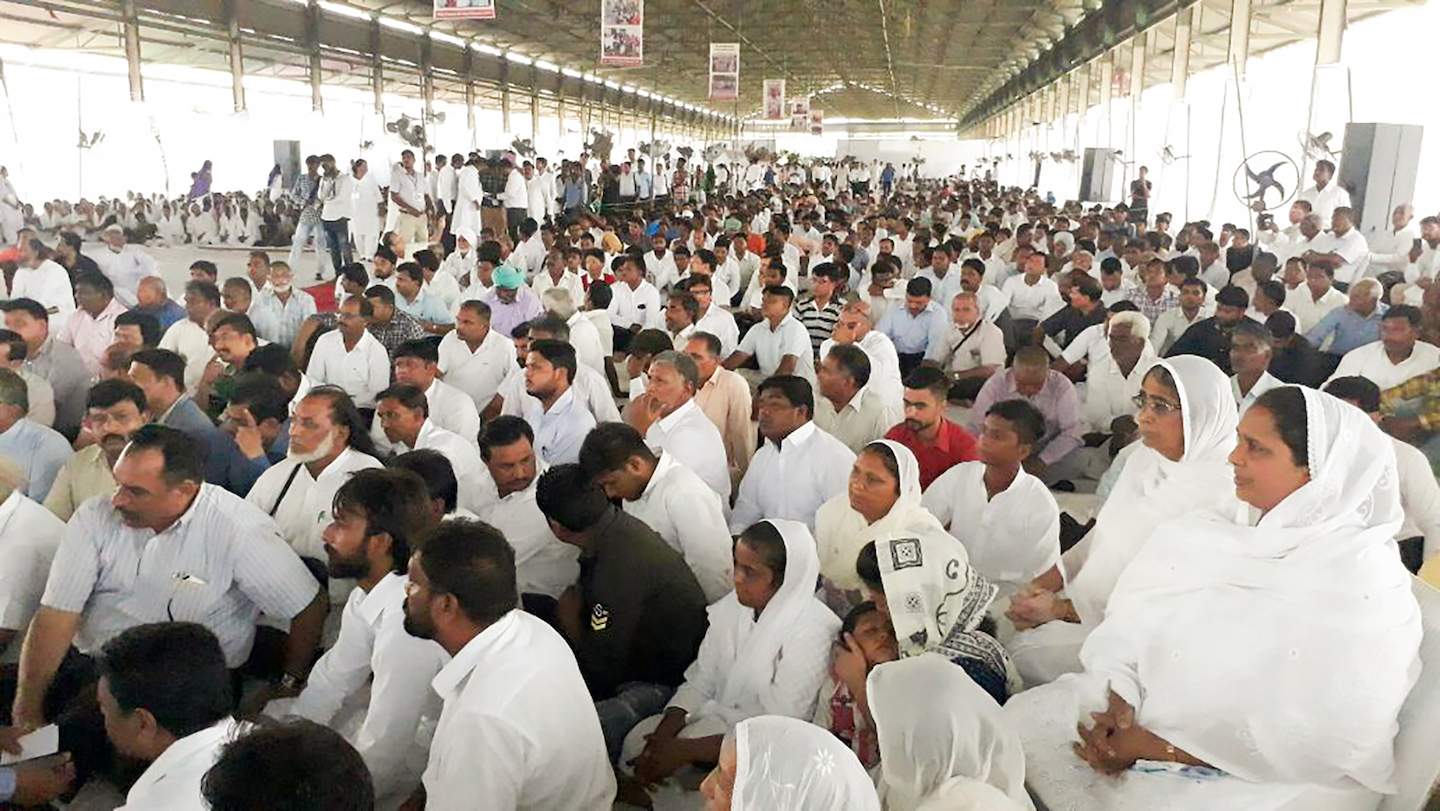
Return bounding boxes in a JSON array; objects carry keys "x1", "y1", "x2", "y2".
[
  {"x1": 600, "y1": 0, "x2": 643, "y2": 67},
  {"x1": 809, "y1": 107, "x2": 824, "y2": 135},
  {"x1": 789, "y1": 97, "x2": 810, "y2": 130},
  {"x1": 762, "y1": 79, "x2": 785, "y2": 120},
  {"x1": 708, "y1": 42, "x2": 740, "y2": 101},
  {"x1": 434, "y1": 0, "x2": 495, "y2": 20}
]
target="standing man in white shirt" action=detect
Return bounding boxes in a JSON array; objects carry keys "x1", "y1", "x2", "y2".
[
  {"x1": 1297, "y1": 159, "x2": 1351, "y2": 221},
  {"x1": 579, "y1": 423, "x2": 733, "y2": 602},
  {"x1": 318, "y1": 153, "x2": 355, "y2": 280},
  {"x1": 97, "y1": 622, "x2": 242, "y2": 810},
  {"x1": 389, "y1": 150, "x2": 427, "y2": 260},
  {"x1": 402, "y1": 520, "x2": 615, "y2": 810},
  {"x1": 306, "y1": 297, "x2": 391, "y2": 411},
  {"x1": 279, "y1": 468, "x2": 448, "y2": 807},
  {"x1": 501, "y1": 154, "x2": 529, "y2": 242}
]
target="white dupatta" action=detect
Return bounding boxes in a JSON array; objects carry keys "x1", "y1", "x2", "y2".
[
  {"x1": 816, "y1": 440, "x2": 947, "y2": 593},
  {"x1": 869, "y1": 655, "x2": 1034, "y2": 811},
  {"x1": 1082, "y1": 387, "x2": 1422, "y2": 792},
  {"x1": 1061, "y1": 355, "x2": 1239, "y2": 624},
  {"x1": 734, "y1": 715, "x2": 881, "y2": 811}
]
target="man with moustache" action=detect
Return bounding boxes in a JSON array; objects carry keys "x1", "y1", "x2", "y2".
[{"x1": 43, "y1": 380, "x2": 149, "y2": 521}]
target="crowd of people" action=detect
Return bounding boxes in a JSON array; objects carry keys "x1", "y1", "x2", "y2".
[{"x1": 0, "y1": 142, "x2": 1433, "y2": 811}]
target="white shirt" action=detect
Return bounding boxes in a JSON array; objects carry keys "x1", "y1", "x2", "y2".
[
  {"x1": 306, "y1": 329, "x2": 391, "y2": 409},
  {"x1": 287, "y1": 572, "x2": 447, "y2": 803},
  {"x1": 390, "y1": 166, "x2": 424, "y2": 212},
  {"x1": 1369, "y1": 222, "x2": 1421, "y2": 274},
  {"x1": 921, "y1": 462, "x2": 1060, "y2": 593},
  {"x1": 371, "y1": 377, "x2": 480, "y2": 456},
  {"x1": 119, "y1": 718, "x2": 245, "y2": 811},
  {"x1": 93, "y1": 244, "x2": 160, "y2": 306},
  {"x1": 730, "y1": 422, "x2": 855, "y2": 533},
  {"x1": 1286, "y1": 285, "x2": 1348, "y2": 334},
  {"x1": 10, "y1": 260, "x2": 76, "y2": 330},
  {"x1": 1328, "y1": 341, "x2": 1440, "y2": 391},
  {"x1": 498, "y1": 364, "x2": 620, "y2": 424},
  {"x1": 1002, "y1": 274, "x2": 1065, "y2": 322},
  {"x1": 424, "y1": 610, "x2": 614, "y2": 811},
  {"x1": 1231, "y1": 370, "x2": 1284, "y2": 416},
  {"x1": 159, "y1": 318, "x2": 215, "y2": 396},
  {"x1": 737, "y1": 315, "x2": 816, "y2": 384},
  {"x1": 565, "y1": 311, "x2": 607, "y2": 374},
  {"x1": 321, "y1": 172, "x2": 355, "y2": 221},
  {"x1": 644, "y1": 399, "x2": 731, "y2": 502},
  {"x1": 820, "y1": 331, "x2": 905, "y2": 414},
  {"x1": 1150, "y1": 306, "x2": 1207, "y2": 354},
  {"x1": 1311, "y1": 228, "x2": 1370, "y2": 285},
  {"x1": 246, "y1": 447, "x2": 384, "y2": 563},
  {"x1": 476, "y1": 474, "x2": 580, "y2": 599},
  {"x1": 393, "y1": 420, "x2": 492, "y2": 514},
  {"x1": 532, "y1": 270, "x2": 586, "y2": 311},
  {"x1": 522, "y1": 387, "x2": 596, "y2": 466},
  {"x1": 623, "y1": 453, "x2": 734, "y2": 602},
  {"x1": 695, "y1": 305, "x2": 740, "y2": 357},
  {"x1": 437, "y1": 328, "x2": 515, "y2": 412},
  {"x1": 1393, "y1": 437, "x2": 1440, "y2": 560},
  {"x1": 584, "y1": 309, "x2": 615, "y2": 355},
  {"x1": 501, "y1": 167, "x2": 528, "y2": 209},
  {"x1": 0, "y1": 492, "x2": 63, "y2": 664},
  {"x1": 439, "y1": 249, "x2": 478, "y2": 283},
  {"x1": 1297, "y1": 181, "x2": 1351, "y2": 221},
  {"x1": 607, "y1": 280, "x2": 663, "y2": 330},
  {"x1": 45, "y1": 485, "x2": 319, "y2": 665},
  {"x1": 1082, "y1": 349, "x2": 1157, "y2": 432}
]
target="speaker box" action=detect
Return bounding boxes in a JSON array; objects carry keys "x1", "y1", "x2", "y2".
[
  {"x1": 1079, "y1": 148, "x2": 1118, "y2": 203},
  {"x1": 273, "y1": 140, "x2": 302, "y2": 194},
  {"x1": 1338, "y1": 123, "x2": 1423, "y2": 238}
]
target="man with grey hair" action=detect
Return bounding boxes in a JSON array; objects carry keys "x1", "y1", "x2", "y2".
[
  {"x1": 1306, "y1": 276, "x2": 1385, "y2": 359},
  {"x1": 1081, "y1": 311, "x2": 1157, "y2": 433},
  {"x1": 1229, "y1": 318, "x2": 1283, "y2": 415},
  {"x1": 0, "y1": 368, "x2": 71, "y2": 502},
  {"x1": 1303, "y1": 206, "x2": 1370, "y2": 286},
  {"x1": 820, "y1": 299, "x2": 904, "y2": 413},
  {"x1": 541, "y1": 286, "x2": 604, "y2": 374},
  {"x1": 627, "y1": 350, "x2": 730, "y2": 501}
]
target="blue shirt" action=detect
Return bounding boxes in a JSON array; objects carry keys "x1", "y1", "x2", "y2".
[
  {"x1": 395, "y1": 288, "x2": 453, "y2": 326},
  {"x1": 132, "y1": 299, "x2": 187, "y2": 331},
  {"x1": 0, "y1": 418, "x2": 71, "y2": 502},
  {"x1": 1305, "y1": 304, "x2": 1386, "y2": 356},
  {"x1": 635, "y1": 170, "x2": 653, "y2": 199},
  {"x1": 877, "y1": 300, "x2": 948, "y2": 355},
  {"x1": 252, "y1": 288, "x2": 318, "y2": 347}
]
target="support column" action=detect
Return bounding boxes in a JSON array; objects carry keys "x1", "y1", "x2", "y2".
[
  {"x1": 121, "y1": 0, "x2": 143, "y2": 102},
  {"x1": 1077, "y1": 62, "x2": 1091, "y2": 119},
  {"x1": 1228, "y1": 0, "x2": 1254, "y2": 78},
  {"x1": 1059, "y1": 71, "x2": 1071, "y2": 120},
  {"x1": 463, "y1": 48, "x2": 476, "y2": 130},
  {"x1": 1099, "y1": 53, "x2": 1115, "y2": 145},
  {"x1": 224, "y1": 0, "x2": 245, "y2": 113},
  {"x1": 370, "y1": 19, "x2": 383, "y2": 115},
  {"x1": 306, "y1": 0, "x2": 322, "y2": 113},
  {"x1": 500, "y1": 61, "x2": 511, "y2": 133},
  {"x1": 530, "y1": 84, "x2": 540, "y2": 138},
  {"x1": 557, "y1": 86, "x2": 566, "y2": 138},
  {"x1": 420, "y1": 35, "x2": 434, "y2": 129},
  {"x1": 1171, "y1": 6, "x2": 1194, "y2": 97},
  {"x1": 1129, "y1": 33, "x2": 1145, "y2": 97},
  {"x1": 1316, "y1": 0, "x2": 1347, "y2": 64}
]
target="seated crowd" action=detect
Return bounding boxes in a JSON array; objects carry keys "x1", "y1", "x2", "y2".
[{"x1": 0, "y1": 150, "x2": 1434, "y2": 811}]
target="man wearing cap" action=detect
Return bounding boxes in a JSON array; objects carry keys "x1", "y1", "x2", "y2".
[
  {"x1": 484, "y1": 265, "x2": 545, "y2": 340},
  {"x1": 91, "y1": 224, "x2": 160, "y2": 308}
]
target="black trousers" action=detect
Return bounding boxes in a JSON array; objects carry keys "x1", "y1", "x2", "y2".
[
  {"x1": 505, "y1": 207, "x2": 527, "y2": 242},
  {"x1": 897, "y1": 352, "x2": 925, "y2": 378},
  {"x1": 948, "y1": 375, "x2": 988, "y2": 403}
]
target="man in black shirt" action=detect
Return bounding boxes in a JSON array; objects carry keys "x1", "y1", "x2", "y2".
[
  {"x1": 1039, "y1": 275, "x2": 1107, "y2": 351},
  {"x1": 1265, "y1": 311, "x2": 1332, "y2": 387},
  {"x1": 1167, "y1": 284, "x2": 1250, "y2": 375},
  {"x1": 535, "y1": 463, "x2": 709, "y2": 763}
]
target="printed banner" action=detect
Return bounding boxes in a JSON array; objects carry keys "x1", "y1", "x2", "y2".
[
  {"x1": 809, "y1": 107, "x2": 824, "y2": 135},
  {"x1": 708, "y1": 42, "x2": 740, "y2": 101},
  {"x1": 762, "y1": 79, "x2": 785, "y2": 120},
  {"x1": 434, "y1": 0, "x2": 495, "y2": 20},
  {"x1": 789, "y1": 97, "x2": 810, "y2": 130},
  {"x1": 600, "y1": 0, "x2": 644, "y2": 67}
]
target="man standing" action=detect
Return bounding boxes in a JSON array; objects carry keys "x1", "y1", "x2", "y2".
[
  {"x1": 390, "y1": 150, "x2": 428, "y2": 258},
  {"x1": 318, "y1": 153, "x2": 354, "y2": 280},
  {"x1": 883, "y1": 366, "x2": 980, "y2": 489},
  {"x1": 402, "y1": 520, "x2": 615, "y2": 810},
  {"x1": 501, "y1": 154, "x2": 529, "y2": 242},
  {"x1": 288, "y1": 155, "x2": 328, "y2": 280}
]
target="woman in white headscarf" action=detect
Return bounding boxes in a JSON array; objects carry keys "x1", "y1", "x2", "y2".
[
  {"x1": 701, "y1": 715, "x2": 880, "y2": 811},
  {"x1": 870, "y1": 655, "x2": 1033, "y2": 811},
  {"x1": 1006, "y1": 386, "x2": 1422, "y2": 810},
  {"x1": 1006, "y1": 356, "x2": 1239, "y2": 685},
  {"x1": 623, "y1": 520, "x2": 840, "y2": 793},
  {"x1": 815, "y1": 440, "x2": 948, "y2": 610}
]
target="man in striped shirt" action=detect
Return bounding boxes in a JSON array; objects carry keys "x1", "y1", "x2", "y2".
[{"x1": 793, "y1": 261, "x2": 846, "y2": 358}]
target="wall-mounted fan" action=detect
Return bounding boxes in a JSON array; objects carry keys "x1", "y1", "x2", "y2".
[
  {"x1": 583, "y1": 128, "x2": 614, "y2": 164},
  {"x1": 1160, "y1": 145, "x2": 1189, "y2": 166},
  {"x1": 510, "y1": 137, "x2": 536, "y2": 158},
  {"x1": 385, "y1": 114, "x2": 427, "y2": 149},
  {"x1": 1298, "y1": 130, "x2": 1340, "y2": 162},
  {"x1": 78, "y1": 129, "x2": 105, "y2": 149}
]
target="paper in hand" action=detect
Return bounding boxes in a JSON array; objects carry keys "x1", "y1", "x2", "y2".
[{"x1": 0, "y1": 724, "x2": 59, "y2": 765}]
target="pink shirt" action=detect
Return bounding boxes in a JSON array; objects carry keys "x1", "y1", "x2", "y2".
[{"x1": 56, "y1": 298, "x2": 127, "y2": 376}]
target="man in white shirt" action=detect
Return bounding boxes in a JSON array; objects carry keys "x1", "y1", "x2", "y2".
[
  {"x1": 687, "y1": 274, "x2": 740, "y2": 357},
  {"x1": 533, "y1": 253, "x2": 586, "y2": 314},
  {"x1": 1081, "y1": 312, "x2": 1156, "y2": 432},
  {"x1": 476, "y1": 416, "x2": 580, "y2": 601},
  {"x1": 12, "y1": 239, "x2": 75, "y2": 332},
  {"x1": 306, "y1": 297, "x2": 390, "y2": 410},
  {"x1": 814, "y1": 343, "x2": 901, "y2": 453},
  {"x1": 91, "y1": 224, "x2": 160, "y2": 307},
  {"x1": 0, "y1": 485, "x2": 64, "y2": 664},
  {"x1": 389, "y1": 150, "x2": 427, "y2": 258},
  {"x1": 370, "y1": 338, "x2": 479, "y2": 455},
  {"x1": 403, "y1": 521, "x2": 614, "y2": 809},
  {"x1": 501, "y1": 156, "x2": 529, "y2": 241},
  {"x1": 1002, "y1": 252, "x2": 1065, "y2": 327},
  {"x1": 725, "y1": 286, "x2": 817, "y2": 385},
  {"x1": 279, "y1": 468, "x2": 448, "y2": 807},
  {"x1": 731, "y1": 375, "x2": 854, "y2": 532},
  {"x1": 608, "y1": 256, "x2": 663, "y2": 353},
  {"x1": 1404, "y1": 216, "x2": 1440, "y2": 305},
  {"x1": 1369, "y1": 204, "x2": 1420, "y2": 277},
  {"x1": 1327, "y1": 304, "x2": 1440, "y2": 391},
  {"x1": 1297, "y1": 159, "x2": 1351, "y2": 221},
  {"x1": 930, "y1": 291, "x2": 1006, "y2": 401},
  {"x1": 1229, "y1": 319, "x2": 1285, "y2": 415},
  {"x1": 438, "y1": 300, "x2": 515, "y2": 415},
  {"x1": 1286, "y1": 259, "x2": 1350, "y2": 333},
  {"x1": 496, "y1": 323, "x2": 620, "y2": 425},
  {"x1": 521, "y1": 339, "x2": 596, "y2": 466},
  {"x1": 1151, "y1": 276, "x2": 1211, "y2": 354},
  {"x1": 97, "y1": 622, "x2": 244, "y2": 811},
  {"x1": 373, "y1": 385, "x2": 489, "y2": 515},
  {"x1": 821, "y1": 301, "x2": 905, "y2": 413},
  {"x1": 579, "y1": 422, "x2": 733, "y2": 602},
  {"x1": 318, "y1": 154, "x2": 355, "y2": 280},
  {"x1": 541, "y1": 288, "x2": 604, "y2": 374},
  {"x1": 626, "y1": 351, "x2": 731, "y2": 501},
  {"x1": 1304, "y1": 207, "x2": 1370, "y2": 285}
]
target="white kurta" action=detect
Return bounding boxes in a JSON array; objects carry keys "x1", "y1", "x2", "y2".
[
  {"x1": 437, "y1": 329, "x2": 515, "y2": 411},
  {"x1": 922, "y1": 462, "x2": 1061, "y2": 593},
  {"x1": 245, "y1": 447, "x2": 383, "y2": 563},
  {"x1": 644, "y1": 399, "x2": 731, "y2": 502},
  {"x1": 476, "y1": 472, "x2": 579, "y2": 599},
  {"x1": 119, "y1": 718, "x2": 245, "y2": 811},
  {"x1": 622, "y1": 452, "x2": 734, "y2": 602}
]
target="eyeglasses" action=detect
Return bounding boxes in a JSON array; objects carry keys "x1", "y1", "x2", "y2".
[{"x1": 1131, "y1": 393, "x2": 1182, "y2": 416}]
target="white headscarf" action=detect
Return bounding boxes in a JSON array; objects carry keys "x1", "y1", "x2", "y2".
[
  {"x1": 733, "y1": 715, "x2": 881, "y2": 811},
  {"x1": 1061, "y1": 355, "x2": 1239, "y2": 624},
  {"x1": 716, "y1": 520, "x2": 839, "y2": 714},
  {"x1": 869, "y1": 655, "x2": 1034, "y2": 811},
  {"x1": 816, "y1": 440, "x2": 947, "y2": 593},
  {"x1": 1083, "y1": 387, "x2": 1421, "y2": 792}
]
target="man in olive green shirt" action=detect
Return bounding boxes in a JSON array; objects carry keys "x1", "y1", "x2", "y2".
[{"x1": 43, "y1": 380, "x2": 148, "y2": 520}]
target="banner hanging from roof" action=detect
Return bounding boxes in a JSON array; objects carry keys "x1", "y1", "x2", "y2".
[
  {"x1": 600, "y1": 0, "x2": 644, "y2": 67},
  {"x1": 789, "y1": 96, "x2": 809, "y2": 130},
  {"x1": 762, "y1": 79, "x2": 785, "y2": 120},
  {"x1": 809, "y1": 107, "x2": 824, "y2": 135},
  {"x1": 434, "y1": 0, "x2": 495, "y2": 20},
  {"x1": 708, "y1": 43, "x2": 740, "y2": 101}
]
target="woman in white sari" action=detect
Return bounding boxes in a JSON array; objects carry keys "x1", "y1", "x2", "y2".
[
  {"x1": 869, "y1": 654, "x2": 1033, "y2": 811},
  {"x1": 815, "y1": 440, "x2": 948, "y2": 610},
  {"x1": 1006, "y1": 386, "x2": 1422, "y2": 810},
  {"x1": 623, "y1": 520, "x2": 839, "y2": 795},
  {"x1": 701, "y1": 715, "x2": 880, "y2": 810},
  {"x1": 1005, "y1": 356, "x2": 1238, "y2": 685}
]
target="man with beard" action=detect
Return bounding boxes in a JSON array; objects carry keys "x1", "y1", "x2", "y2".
[
  {"x1": 883, "y1": 365, "x2": 980, "y2": 489},
  {"x1": 245, "y1": 387, "x2": 382, "y2": 568},
  {"x1": 271, "y1": 468, "x2": 448, "y2": 808},
  {"x1": 43, "y1": 380, "x2": 148, "y2": 521},
  {"x1": 401, "y1": 519, "x2": 615, "y2": 809}
]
